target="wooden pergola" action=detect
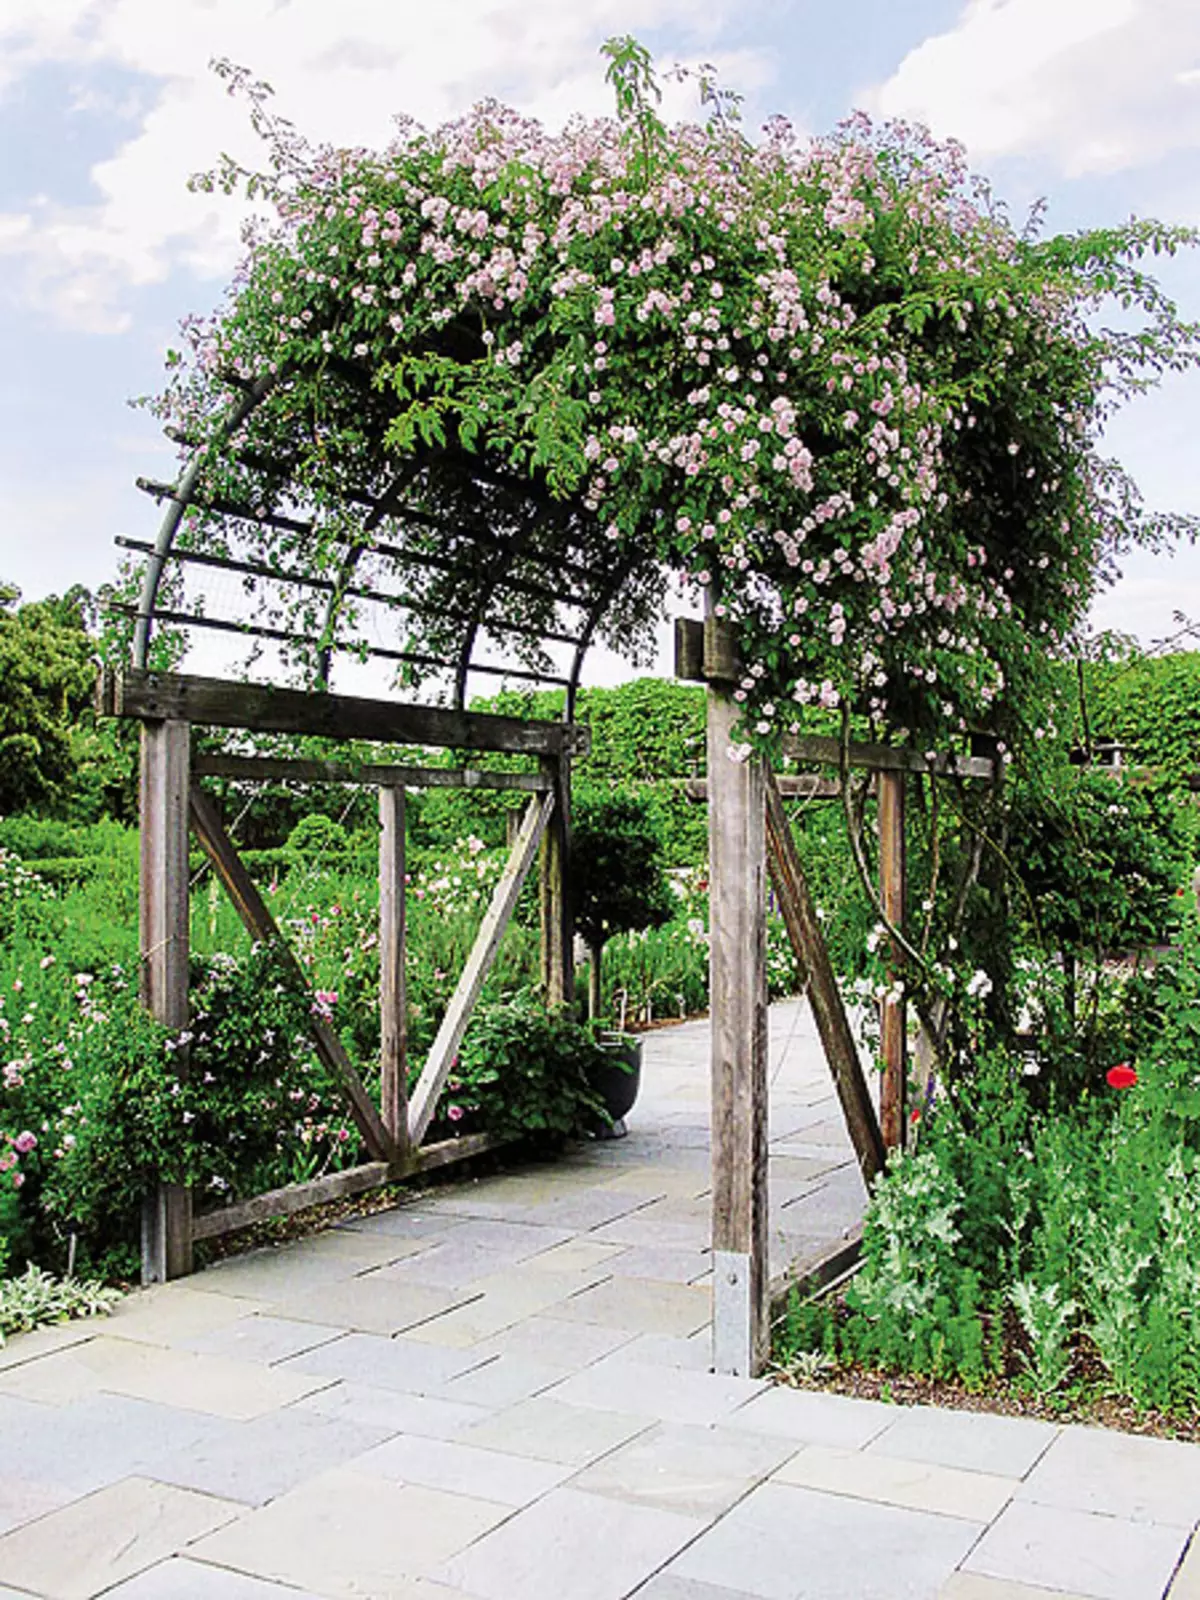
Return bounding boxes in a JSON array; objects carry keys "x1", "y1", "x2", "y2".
[{"x1": 108, "y1": 362, "x2": 996, "y2": 1377}]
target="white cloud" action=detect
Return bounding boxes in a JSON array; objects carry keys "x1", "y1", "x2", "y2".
[
  {"x1": 871, "y1": 0, "x2": 1200, "y2": 178},
  {"x1": 0, "y1": 0, "x2": 767, "y2": 331}
]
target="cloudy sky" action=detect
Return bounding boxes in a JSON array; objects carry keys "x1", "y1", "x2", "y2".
[{"x1": 1, "y1": 0, "x2": 1198, "y2": 672}]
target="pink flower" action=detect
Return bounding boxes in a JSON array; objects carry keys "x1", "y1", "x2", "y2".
[
  {"x1": 13, "y1": 1130, "x2": 36, "y2": 1155},
  {"x1": 447, "y1": 1104, "x2": 465, "y2": 1122}
]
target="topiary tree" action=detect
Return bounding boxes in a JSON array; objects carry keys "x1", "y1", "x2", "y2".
[{"x1": 570, "y1": 787, "x2": 675, "y2": 1019}]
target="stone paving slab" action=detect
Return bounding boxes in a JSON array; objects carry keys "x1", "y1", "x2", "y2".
[
  {"x1": 0, "y1": 1391, "x2": 234, "y2": 1497},
  {"x1": 2, "y1": 1001, "x2": 1200, "y2": 1600},
  {"x1": 190, "y1": 1468, "x2": 509, "y2": 1598},
  {"x1": 573, "y1": 1421, "x2": 793, "y2": 1518},
  {"x1": 180, "y1": 1312, "x2": 346, "y2": 1365},
  {"x1": 633, "y1": 1579, "x2": 773, "y2": 1600},
  {"x1": 1168, "y1": 1534, "x2": 1200, "y2": 1598},
  {"x1": 283, "y1": 1329, "x2": 489, "y2": 1394},
  {"x1": 101, "y1": 1557, "x2": 329, "y2": 1597},
  {"x1": 867, "y1": 1404, "x2": 1057, "y2": 1479},
  {"x1": 266, "y1": 1275, "x2": 483, "y2": 1335},
  {"x1": 0, "y1": 1476, "x2": 241, "y2": 1600},
  {"x1": 939, "y1": 1577, "x2": 1097, "y2": 1600},
  {"x1": 553, "y1": 1276, "x2": 712, "y2": 1337},
  {"x1": 0, "y1": 1334, "x2": 332, "y2": 1417},
  {"x1": 141, "y1": 1399, "x2": 395, "y2": 1506},
  {"x1": 438, "y1": 1485, "x2": 705, "y2": 1600},
  {"x1": 297, "y1": 1379, "x2": 491, "y2": 1441},
  {"x1": 436, "y1": 1353, "x2": 565, "y2": 1408},
  {"x1": 546, "y1": 1351, "x2": 763, "y2": 1425},
  {"x1": 774, "y1": 1442, "x2": 1018, "y2": 1523},
  {"x1": 666, "y1": 1479, "x2": 982, "y2": 1600},
  {"x1": 725, "y1": 1386, "x2": 894, "y2": 1449},
  {"x1": 462, "y1": 1393, "x2": 654, "y2": 1466},
  {"x1": 354, "y1": 1431, "x2": 574, "y2": 1506},
  {"x1": 1015, "y1": 1423, "x2": 1200, "y2": 1526},
  {"x1": 962, "y1": 1498, "x2": 1189, "y2": 1600}
]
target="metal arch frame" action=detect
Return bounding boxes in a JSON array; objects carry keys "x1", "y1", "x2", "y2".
[
  {"x1": 134, "y1": 372, "x2": 280, "y2": 670},
  {"x1": 132, "y1": 363, "x2": 654, "y2": 706},
  {"x1": 313, "y1": 462, "x2": 423, "y2": 691}
]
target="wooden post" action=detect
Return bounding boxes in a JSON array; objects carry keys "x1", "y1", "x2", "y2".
[
  {"x1": 379, "y1": 786, "x2": 409, "y2": 1154},
  {"x1": 139, "y1": 718, "x2": 193, "y2": 1282},
  {"x1": 706, "y1": 616, "x2": 770, "y2": 1377},
  {"x1": 878, "y1": 770, "x2": 907, "y2": 1150},
  {"x1": 539, "y1": 753, "x2": 574, "y2": 1010}
]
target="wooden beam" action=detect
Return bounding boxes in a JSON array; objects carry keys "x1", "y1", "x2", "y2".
[
  {"x1": 139, "y1": 719, "x2": 193, "y2": 1283},
  {"x1": 98, "y1": 668, "x2": 590, "y2": 758},
  {"x1": 539, "y1": 754, "x2": 574, "y2": 1010},
  {"x1": 878, "y1": 770, "x2": 907, "y2": 1151},
  {"x1": 763, "y1": 768, "x2": 887, "y2": 1186},
  {"x1": 707, "y1": 626, "x2": 770, "y2": 1379},
  {"x1": 685, "y1": 775, "x2": 851, "y2": 802},
  {"x1": 187, "y1": 784, "x2": 397, "y2": 1164},
  {"x1": 379, "y1": 786, "x2": 409, "y2": 1152},
  {"x1": 407, "y1": 793, "x2": 554, "y2": 1146},
  {"x1": 782, "y1": 732, "x2": 994, "y2": 781},
  {"x1": 194, "y1": 754, "x2": 550, "y2": 792},
  {"x1": 769, "y1": 1228, "x2": 864, "y2": 1315},
  {"x1": 191, "y1": 1131, "x2": 502, "y2": 1241},
  {"x1": 674, "y1": 617, "x2": 705, "y2": 682}
]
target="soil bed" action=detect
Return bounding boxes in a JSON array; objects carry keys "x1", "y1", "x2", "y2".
[{"x1": 771, "y1": 1357, "x2": 1200, "y2": 1443}]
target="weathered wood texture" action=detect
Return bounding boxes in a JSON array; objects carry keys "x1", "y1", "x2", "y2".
[
  {"x1": 99, "y1": 667, "x2": 590, "y2": 757},
  {"x1": 782, "y1": 731, "x2": 994, "y2": 780},
  {"x1": 769, "y1": 1228, "x2": 864, "y2": 1316},
  {"x1": 539, "y1": 754, "x2": 573, "y2": 1009},
  {"x1": 188, "y1": 784, "x2": 396, "y2": 1164},
  {"x1": 407, "y1": 793, "x2": 554, "y2": 1146},
  {"x1": 763, "y1": 769, "x2": 886, "y2": 1185},
  {"x1": 139, "y1": 719, "x2": 193, "y2": 1283},
  {"x1": 379, "y1": 786, "x2": 408, "y2": 1152},
  {"x1": 707, "y1": 648, "x2": 770, "y2": 1378},
  {"x1": 190, "y1": 1132, "x2": 501, "y2": 1242},
  {"x1": 685, "y1": 775, "x2": 849, "y2": 802},
  {"x1": 194, "y1": 753, "x2": 550, "y2": 792},
  {"x1": 877, "y1": 769, "x2": 907, "y2": 1151},
  {"x1": 674, "y1": 616, "x2": 705, "y2": 681}
]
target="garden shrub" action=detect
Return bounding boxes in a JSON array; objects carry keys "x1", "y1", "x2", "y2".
[{"x1": 432, "y1": 989, "x2": 610, "y2": 1144}]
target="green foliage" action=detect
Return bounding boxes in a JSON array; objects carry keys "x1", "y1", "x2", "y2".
[
  {"x1": 0, "y1": 1266, "x2": 120, "y2": 1342},
  {"x1": 156, "y1": 49, "x2": 1199, "y2": 766},
  {"x1": 434, "y1": 990, "x2": 609, "y2": 1144},
  {"x1": 0, "y1": 586, "x2": 96, "y2": 816},
  {"x1": 1010, "y1": 765, "x2": 1188, "y2": 959},
  {"x1": 571, "y1": 787, "x2": 675, "y2": 950},
  {"x1": 1082, "y1": 645, "x2": 1200, "y2": 785},
  {"x1": 778, "y1": 901, "x2": 1200, "y2": 1413}
]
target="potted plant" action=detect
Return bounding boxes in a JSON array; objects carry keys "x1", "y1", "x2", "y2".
[{"x1": 570, "y1": 787, "x2": 675, "y2": 1129}]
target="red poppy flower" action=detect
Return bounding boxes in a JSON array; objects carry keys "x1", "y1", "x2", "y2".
[
  {"x1": 1106, "y1": 1063, "x2": 1138, "y2": 1090},
  {"x1": 909, "y1": 1106, "x2": 922, "y2": 1125}
]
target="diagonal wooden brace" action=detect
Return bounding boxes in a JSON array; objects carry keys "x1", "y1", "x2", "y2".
[
  {"x1": 188, "y1": 783, "x2": 397, "y2": 1165},
  {"x1": 407, "y1": 792, "x2": 554, "y2": 1147},
  {"x1": 763, "y1": 767, "x2": 887, "y2": 1185}
]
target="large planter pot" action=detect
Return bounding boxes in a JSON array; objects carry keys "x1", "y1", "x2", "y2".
[{"x1": 588, "y1": 1032, "x2": 643, "y2": 1132}]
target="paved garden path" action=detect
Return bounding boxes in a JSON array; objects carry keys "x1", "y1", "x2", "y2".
[{"x1": 1, "y1": 1001, "x2": 1199, "y2": 1600}]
